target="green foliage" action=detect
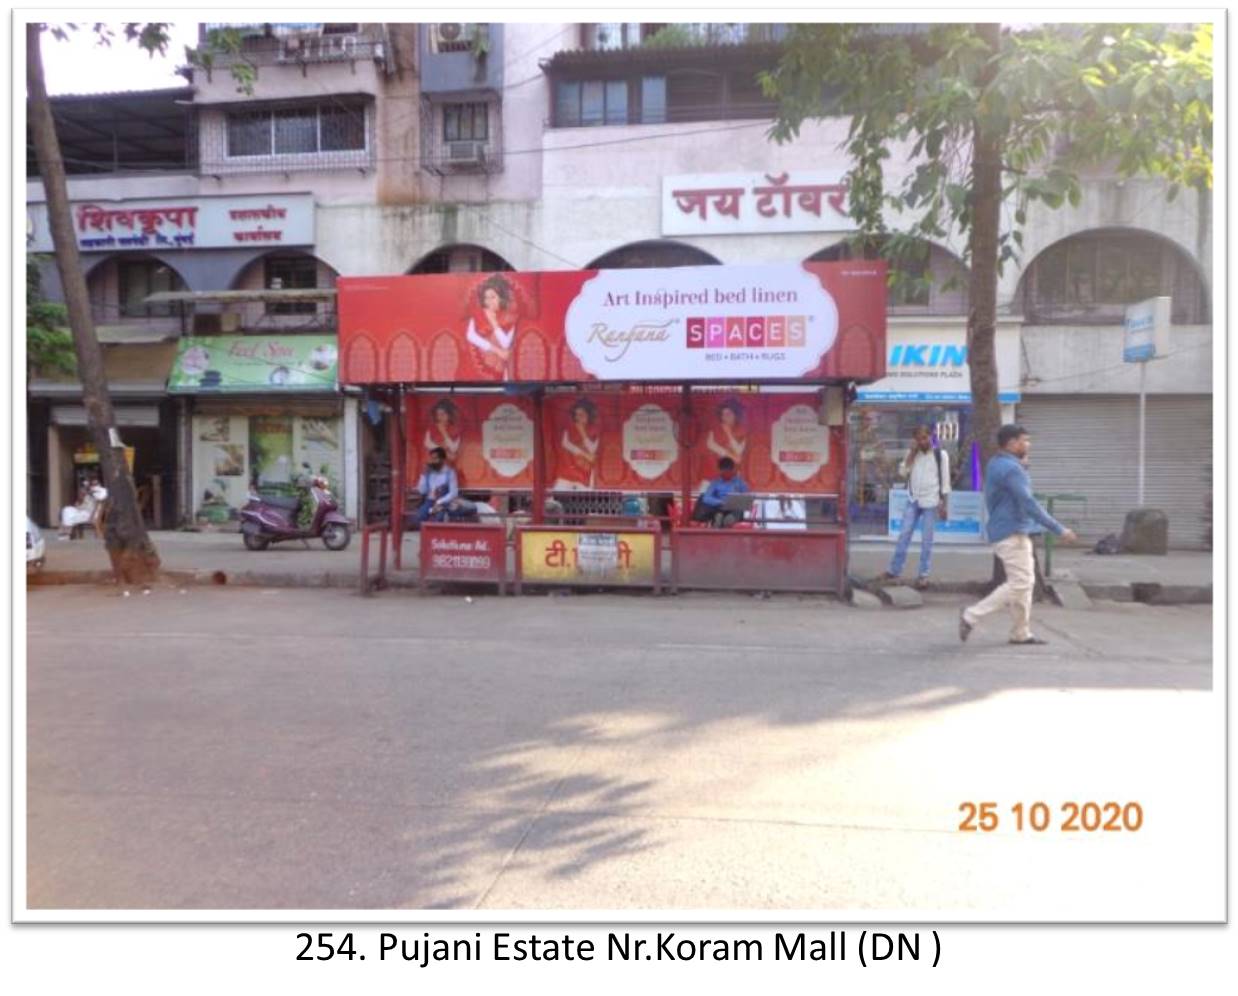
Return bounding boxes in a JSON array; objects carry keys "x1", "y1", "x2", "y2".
[
  {"x1": 26, "y1": 256, "x2": 75, "y2": 377},
  {"x1": 642, "y1": 25, "x2": 704, "y2": 49},
  {"x1": 760, "y1": 23, "x2": 1212, "y2": 274},
  {"x1": 184, "y1": 26, "x2": 256, "y2": 94},
  {"x1": 43, "y1": 21, "x2": 256, "y2": 95}
]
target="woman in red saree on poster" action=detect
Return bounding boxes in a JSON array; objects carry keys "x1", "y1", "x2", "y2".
[
  {"x1": 465, "y1": 275, "x2": 519, "y2": 380},
  {"x1": 697, "y1": 398, "x2": 747, "y2": 493},
  {"x1": 424, "y1": 398, "x2": 462, "y2": 468},
  {"x1": 552, "y1": 398, "x2": 601, "y2": 491}
]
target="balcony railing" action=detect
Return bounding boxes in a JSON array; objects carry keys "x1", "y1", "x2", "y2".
[{"x1": 195, "y1": 26, "x2": 390, "y2": 71}]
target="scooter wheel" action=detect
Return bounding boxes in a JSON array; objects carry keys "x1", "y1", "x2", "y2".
[
  {"x1": 243, "y1": 531, "x2": 270, "y2": 551},
  {"x1": 322, "y1": 523, "x2": 350, "y2": 551}
]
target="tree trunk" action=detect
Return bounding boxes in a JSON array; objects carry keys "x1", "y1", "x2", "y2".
[
  {"x1": 965, "y1": 22, "x2": 1006, "y2": 474},
  {"x1": 26, "y1": 24, "x2": 161, "y2": 584}
]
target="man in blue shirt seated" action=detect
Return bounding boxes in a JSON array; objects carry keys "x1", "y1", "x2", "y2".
[
  {"x1": 960, "y1": 425, "x2": 1078, "y2": 646},
  {"x1": 413, "y1": 447, "x2": 459, "y2": 525},
  {"x1": 691, "y1": 457, "x2": 750, "y2": 527}
]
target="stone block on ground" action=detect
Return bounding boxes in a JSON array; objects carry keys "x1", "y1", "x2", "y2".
[
  {"x1": 848, "y1": 588, "x2": 883, "y2": 610},
  {"x1": 1120, "y1": 508, "x2": 1169, "y2": 555},
  {"x1": 1048, "y1": 579, "x2": 1092, "y2": 610}
]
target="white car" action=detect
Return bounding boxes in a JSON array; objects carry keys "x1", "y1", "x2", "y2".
[{"x1": 26, "y1": 517, "x2": 45, "y2": 571}]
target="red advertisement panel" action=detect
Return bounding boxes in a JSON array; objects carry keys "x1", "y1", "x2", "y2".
[
  {"x1": 543, "y1": 393, "x2": 682, "y2": 493},
  {"x1": 689, "y1": 393, "x2": 843, "y2": 495},
  {"x1": 339, "y1": 261, "x2": 885, "y2": 385},
  {"x1": 419, "y1": 522, "x2": 506, "y2": 588},
  {"x1": 407, "y1": 394, "x2": 535, "y2": 490},
  {"x1": 405, "y1": 390, "x2": 843, "y2": 496}
]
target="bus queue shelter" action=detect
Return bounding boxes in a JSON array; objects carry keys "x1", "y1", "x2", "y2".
[{"x1": 337, "y1": 260, "x2": 887, "y2": 596}]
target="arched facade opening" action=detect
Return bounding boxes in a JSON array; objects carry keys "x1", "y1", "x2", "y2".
[
  {"x1": 808, "y1": 238, "x2": 968, "y2": 316},
  {"x1": 84, "y1": 253, "x2": 188, "y2": 328},
  {"x1": 409, "y1": 244, "x2": 514, "y2": 275},
  {"x1": 587, "y1": 240, "x2": 721, "y2": 269},
  {"x1": 230, "y1": 249, "x2": 340, "y2": 330},
  {"x1": 1017, "y1": 227, "x2": 1208, "y2": 325}
]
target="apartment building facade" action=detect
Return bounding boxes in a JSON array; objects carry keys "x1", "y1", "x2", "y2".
[{"x1": 28, "y1": 21, "x2": 1213, "y2": 545}]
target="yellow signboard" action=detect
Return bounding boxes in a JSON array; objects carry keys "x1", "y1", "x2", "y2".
[
  {"x1": 74, "y1": 445, "x2": 136, "y2": 473},
  {"x1": 520, "y1": 530, "x2": 658, "y2": 587}
]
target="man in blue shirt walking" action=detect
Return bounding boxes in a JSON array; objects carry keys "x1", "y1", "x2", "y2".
[{"x1": 960, "y1": 425, "x2": 1077, "y2": 645}]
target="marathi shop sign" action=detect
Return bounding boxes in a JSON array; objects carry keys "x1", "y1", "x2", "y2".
[
  {"x1": 661, "y1": 171, "x2": 855, "y2": 236},
  {"x1": 25, "y1": 193, "x2": 314, "y2": 253},
  {"x1": 338, "y1": 261, "x2": 887, "y2": 386},
  {"x1": 518, "y1": 528, "x2": 659, "y2": 588},
  {"x1": 168, "y1": 335, "x2": 338, "y2": 393}
]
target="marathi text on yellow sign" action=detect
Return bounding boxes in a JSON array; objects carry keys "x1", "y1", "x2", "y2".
[{"x1": 520, "y1": 530, "x2": 657, "y2": 586}]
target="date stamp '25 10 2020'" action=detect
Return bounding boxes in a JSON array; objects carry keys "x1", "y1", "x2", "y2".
[{"x1": 958, "y1": 801, "x2": 1144, "y2": 833}]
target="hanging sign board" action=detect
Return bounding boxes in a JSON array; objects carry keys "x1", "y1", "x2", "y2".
[{"x1": 1123, "y1": 296, "x2": 1172, "y2": 363}]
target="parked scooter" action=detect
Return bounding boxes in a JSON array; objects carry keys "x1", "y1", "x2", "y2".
[{"x1": 240, "y1": 474, "x2": 350, "y2": 551}]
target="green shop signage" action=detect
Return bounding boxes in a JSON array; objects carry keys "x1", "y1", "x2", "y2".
[{"x1": 168, "y1": 335, "x2": 338, "y2": 393}]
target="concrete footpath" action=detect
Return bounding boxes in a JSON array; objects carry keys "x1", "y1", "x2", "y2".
[{"x1": 28, "y1": 528, "x2": 1213, "y2": 604}]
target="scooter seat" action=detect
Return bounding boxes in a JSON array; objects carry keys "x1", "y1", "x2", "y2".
[{"x1": 263, "y1": 495, "x2": 301, "y2": 511}]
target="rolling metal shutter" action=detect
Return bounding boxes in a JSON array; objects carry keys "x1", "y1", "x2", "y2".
[
  {"x1": 51, "y1": 404, "x2": 160, "y2": 428},
  {"x1": 1016, "y1": 395, "x2": 1212, "y2": 549}
]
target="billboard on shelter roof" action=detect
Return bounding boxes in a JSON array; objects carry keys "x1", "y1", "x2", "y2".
[{"x1": 338, "y1": 261, "x2": 886, "y2": 386}]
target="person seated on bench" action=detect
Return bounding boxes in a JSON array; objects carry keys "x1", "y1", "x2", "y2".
[
  {"x1": 59, "y1": 478, "x2": 108, "y2": 539},
  {"x1": 412, "y1": 447, "x2": 459, "y2": 525},
  {"x1": 691, "y1": 457, "x2": 750, "y2": 528}
]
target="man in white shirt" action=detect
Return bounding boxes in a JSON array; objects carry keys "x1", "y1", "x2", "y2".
[{"x1": 882, "y1": 426, "x2": 950, "y2": 589}]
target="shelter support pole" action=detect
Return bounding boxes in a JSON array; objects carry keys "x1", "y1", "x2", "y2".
[
  {"x1": 839, "y1": 391, "x2": 850, "y2": 584},
  {"x1": 678, "y1": 384, "x2": 692, "y2": 526},
  {"x1": 533, "y1": 388, "x2": 546, "y2": 525},
  {"x1": 393, "y1": 387, "x2": 406, "y2": 571},
  {"x1": 1137, "y1": 360, "x2": 1147, "y2": 506}
]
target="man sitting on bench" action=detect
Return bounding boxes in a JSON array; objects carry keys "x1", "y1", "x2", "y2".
[
  {"x1": 691, "y1": 457, "x2": 750, "y2": 528},
  {"x1": 413, "y1": 447, "x2": 460, "y2": 525}
]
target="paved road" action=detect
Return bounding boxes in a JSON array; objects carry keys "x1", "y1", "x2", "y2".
[{"x1": 25, "y1": 586, "x2": 1220, "y2": 916}]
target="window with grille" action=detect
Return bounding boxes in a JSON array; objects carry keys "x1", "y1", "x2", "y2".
[
  {"x1": 265, "y1": 255, "x2": 318, "y2": 315},
  {"x1": 553, "y1": 79, "x2": 630, "y2": 127},
  {"x1": 226, "y1": 103, "x2": 367, "y2": 158},
  {"x1": 552, "y1": 69, "x2": 774, "y2": 127},
  {"x1": 1024, "y1": 231, "x2": 1207, "y2": 324},
  {"x1": 443, "y1": 103, "x2": 489, "y2": 142},
  {"x1": 118, "y1": 259, "x2": 184, "y2": 318}
]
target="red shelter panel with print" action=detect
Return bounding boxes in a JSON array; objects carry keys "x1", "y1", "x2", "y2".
[
  {"x1": 406, "y1": 394, "x2": 537, "y2": 491},
  {"x1": 338, "y1": 261, "x2": 886, "y2": 386},
  {"x1": 688, "y1": 393, "x2": 841, "y2": 495},
  {"x1": 543, "y1": 393, "x2": 684, "y2": 493}
]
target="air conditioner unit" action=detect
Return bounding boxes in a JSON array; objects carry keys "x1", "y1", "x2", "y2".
[
  {"x1": 433, "y1": 22, "x2": 473, "y2": 53},
  {"x1": 446, "y1": 141, "x2": 486, "y2": 165}
]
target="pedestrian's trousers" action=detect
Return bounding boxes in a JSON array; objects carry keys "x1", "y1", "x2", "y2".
[{"x1": 964, "y1": 533, "x2": 1034, "y2": 641}]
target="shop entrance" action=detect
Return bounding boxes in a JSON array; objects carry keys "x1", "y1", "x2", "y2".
[
  {"x1": 847, "y1": 404, "x2": 974, "y2": 537},
  {"x1": 50, "y1": 424, "x2": 167, "y2": 528}
]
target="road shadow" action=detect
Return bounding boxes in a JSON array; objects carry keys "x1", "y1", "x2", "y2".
[{"x1": 24, "y1": 588, "x2": 1212, "y2": 909}]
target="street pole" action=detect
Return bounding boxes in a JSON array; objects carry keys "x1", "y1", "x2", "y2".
[{"x1": 1137, "y1": 360, "x2": 1147, "y2": 507}]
